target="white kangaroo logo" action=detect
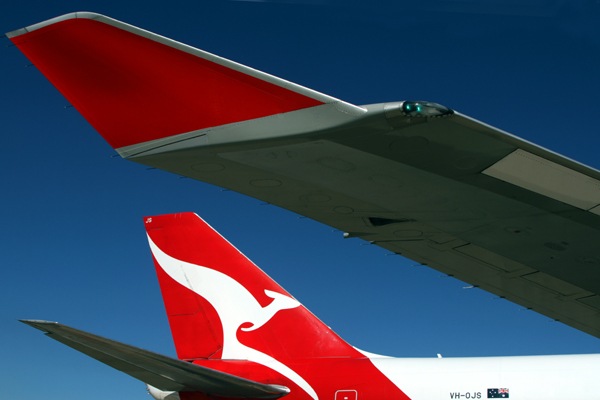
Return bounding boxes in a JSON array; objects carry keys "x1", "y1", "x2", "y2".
[{"x1": 148, "y1": 235, "x2": 318, "y2": 400}]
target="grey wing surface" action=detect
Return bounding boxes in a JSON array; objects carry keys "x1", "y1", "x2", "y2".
[{"x1": 128, "y1": 105, "x2": 600, "y2": 338}]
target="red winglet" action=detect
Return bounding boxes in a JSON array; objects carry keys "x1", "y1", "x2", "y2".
[{"x1": 10, "y1": 14, "x2": 324, "y2": 150}]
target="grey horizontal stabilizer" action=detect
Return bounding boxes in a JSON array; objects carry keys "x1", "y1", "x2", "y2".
[{"x1": 20, "y1": 320, "x2": 289, "y2": 398}]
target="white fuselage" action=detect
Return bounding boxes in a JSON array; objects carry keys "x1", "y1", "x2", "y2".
[{"x1": 369, "y1": 353, "x2": 600, "y2": 400}]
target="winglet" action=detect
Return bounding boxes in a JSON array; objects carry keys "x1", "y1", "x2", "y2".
[{"x1": 7, "y1": 12, "x2": 365, "y2": 154}]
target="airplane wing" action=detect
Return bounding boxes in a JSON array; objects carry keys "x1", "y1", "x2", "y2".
[
  {"x1": 19, "y1": 320, "x2": 290, "y2": 398},
  {"x1": 8, "y1": 13, "x2": 600, "y2": 338}
]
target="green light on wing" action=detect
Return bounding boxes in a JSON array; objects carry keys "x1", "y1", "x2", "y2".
[{"x1": 401, "y1": 101, "x2": 453, "y2": 117}]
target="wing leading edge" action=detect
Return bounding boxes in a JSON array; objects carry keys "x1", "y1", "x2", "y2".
[{"x1": 19, "y1": 320, "x2": 289, "y2": 398}]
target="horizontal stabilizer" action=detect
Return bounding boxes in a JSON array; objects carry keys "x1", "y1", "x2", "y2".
[{"x1": 20, "y1": 320, "x2": 289, "y2": 398}]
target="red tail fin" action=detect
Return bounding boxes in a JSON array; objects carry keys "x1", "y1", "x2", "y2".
[{"x1": 144, "y1": 213, "x2": 361, "y2": 363}]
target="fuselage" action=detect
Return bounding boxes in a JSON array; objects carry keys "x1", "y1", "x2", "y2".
[{"x1": 369, "y1": 353, "x2": 600, "y2": 400}]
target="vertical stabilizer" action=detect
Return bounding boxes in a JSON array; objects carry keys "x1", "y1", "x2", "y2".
[{"x1": 144, "y1": 213, "x2": 360, "y2": 362}]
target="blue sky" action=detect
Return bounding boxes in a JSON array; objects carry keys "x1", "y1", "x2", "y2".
[{"x1": 2, "y1": 1, "x2": 600, "y2": 399}]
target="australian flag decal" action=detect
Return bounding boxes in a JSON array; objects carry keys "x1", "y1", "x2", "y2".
[{"x1": 488, "y1": 388, "x2": 509, "y2": 398}]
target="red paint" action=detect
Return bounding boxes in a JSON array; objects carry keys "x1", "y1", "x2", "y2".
[
  {"x1": 11, "y1": 18, "x2": 323, "y2": 149},
  {"x1": 144, "y1": 213, "x2": 412, "y2": 400},
  {"x1": 153, "y1": 261, "x2": 223, "y2": 360}
]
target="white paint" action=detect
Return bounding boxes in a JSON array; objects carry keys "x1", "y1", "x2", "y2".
[
  {"x1": 367, "y1": 353, "x2": 600, "y2": 400},
  {"x1": 147, "y1": 385, "x2": 180, "y2": 400}
]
